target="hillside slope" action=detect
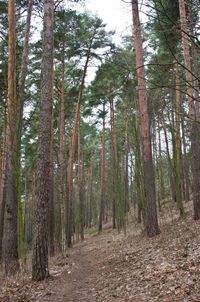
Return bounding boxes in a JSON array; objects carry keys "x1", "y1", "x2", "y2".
[{"x1": 1, "y1": 203, "x2": 200, "y2": 302}]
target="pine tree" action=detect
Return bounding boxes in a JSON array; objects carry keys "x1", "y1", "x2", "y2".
[
  {"x1": 3, "y1": 0, "x2": 20, "y2": 276},
  {"x1": 32, "y1": 0, "x2": 54, "y2": 281},
  {"x1": 131, "y1": 0, "x2": 160, "y2": 237}
]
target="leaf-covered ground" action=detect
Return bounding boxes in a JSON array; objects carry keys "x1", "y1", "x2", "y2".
[{"x1": 1, "y1": 202, "x2": 200, "y2": 302}]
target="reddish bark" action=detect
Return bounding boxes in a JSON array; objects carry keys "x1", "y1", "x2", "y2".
[
  {"x1": 132, "y1": 0, "x2": 160, "y2": 237},
  {"x1": 32, "y1": 0, "x2": 54, "y2": 281}
]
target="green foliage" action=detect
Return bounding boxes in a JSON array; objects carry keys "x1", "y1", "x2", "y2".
[{"x1": 148, "y1": 0, "x2": 180, "y2": 55}]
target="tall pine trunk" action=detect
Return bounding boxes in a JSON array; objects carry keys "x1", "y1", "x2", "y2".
[
  {"x1": 181, "y1": 117, "x2": 190, "y2": 202},
  {"x1": 3, "y1": 0, "x2": 20, "y2": 275},
  {"x1": 124, "y1": 119, "x2": 129, "y2": 215},
  {"x1": 158, "y1": 122, "x2": 165, "y2": 202},
  {"x1": 58, "y1": 43, "x2": 66, "y2": 252},
  {"x1": 110, "y1": 98, "x2": 116, "y2": 229},
  {"x1": 0, "y1": 111, "x2": 8, "y2": 263},
  {"x1": 17, "y1": 0, "x2": 33, "y2": 259},
  {"x1": 32, "y1": 0, "x2": 54, "y2": 281},
  {"x1": 131, "y1": 0, "x2": 160, "y2": 237},
  {"x1": 78, "y1": 115, "x2": 84, "y2": 241},
  {"x1": 49, "y1": 108, "x2": 55, "y2": 256},
  {"x1": 175, "y1": 60, "x2": 184, "y2": 215},
  {"x1": 49, "y1": 51, "x2": 55, "y2": 256},
  {"x1": 67, "y1": 52, "x2": 90, "y2": 247},
  {"x1": 178, "y1": 0, "x2": 200, "y2": 219},
  {"x1": 18, "y1": 0, "x2": 33, "y2": 138},
  {"x1": 99, "y1": 102, "x2": 106, "y2": 232}
]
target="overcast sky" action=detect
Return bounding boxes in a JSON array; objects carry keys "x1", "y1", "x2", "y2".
[
  {"x1": 87, "y1": 0, "x2": 132, "y2": 41},
  {"x1": 76, "y1": 0, "x2": 133, "y2": 45}
]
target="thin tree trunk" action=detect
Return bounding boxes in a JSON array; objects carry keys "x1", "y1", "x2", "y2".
[
  {"x1": 49, "y1": 108, "x2": 55, "y2": 256},
  {"x1": 17, "y1": 0, "x2": 33, "y2": 260},
  {"x1": 88, "y1": 167, "x2": 93, "y2": 228},
  {"x1": 175, "y1": 60, "x2": 184, "y2": 216},
  {"x1": 161, "y1": 115, "x2": 176, "y2": 203},
  {"x1": 158, "y1": 122, "x2": 165, "y2": 201},
  {"x1": 78, "y1": 115, "x2": 84, "y2": 241},
  {"x1": 99, "y1": 102, "x2": 106, "y2": 232},
  {"x1": 124, "y1": 119, "x2": 129, "y2": 214},
  {"x1": 188, "y1": 2, "x2": 199, "y2": 112},
  {"x1": 178, "y1": 0, "x2": 200, "y2": 219},
  {"x1": 49, "y1": 50, "x2": 55, "y2": 257},
  {"x1": 17, "y1": 0, "x2": 33, "y2": 139},
  {"x1": 58, "y1": 43, "x2": 66, "y2": 252},
  {"x1": 181, "y1": 117, "x2": 190, "y2": 202},
  {"x1": 153, "y1": 122, "x2": 161, "y2": 211},
  {"x1": 132, "y1": 115, "x2": 145, "y2": 224},
  {"x1": 3, "y1": 0, "x2": 20, "y2": 275},
  {"x1": 67, "y1": 49, "x2": 91, "y2": 247},
  {"x1": 132, "y1": 0, "x2": 160, "y2": 237},
  {"x1": 0, "y1": 111, "x2": 8, "y2": 263},
  {"x1": 110, "y1": 98, "x2": 116, "y2": 229},
  {"x1": 32, "y1": 0, "x2": 54, "y2": 281}
]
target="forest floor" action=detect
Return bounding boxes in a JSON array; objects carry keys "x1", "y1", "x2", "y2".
[{"x1": 1, "y1": 202, "x2": 200, "y2": 302}]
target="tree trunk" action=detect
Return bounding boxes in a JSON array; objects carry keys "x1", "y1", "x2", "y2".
[
  {"x1": 132, "y1": 115, "x2": 145, "y2": 224},
  {"x1": 49, "y1": 49, "x2": 55, "y2": 256},
  {"x1": 174, "y1": 60, "x2": 184, "y2": 216},
  {"x1": 16, "y1": 0, "x2": 33, "y2": 260},
  {"x1": 0, "y1": 111, "x2": 8, "y2": 263},
  {"x1": 124, "y1": 119, "x2": 129, "y2": 215},
  {"x1": 58, "y1": 43, "x2": 66, "y2": 252},
  {"x1": 3, "y1": 0, "x2": 20, "y2": 275},
  {"x1": 17, "y1": 0, "x2": 33, "y2": 139},
  {"x1": 88, "y1": 167, "x2": 93, "y2": 228},
  {"x1": 131, "y1": 0, "x2": 160, "y2": 237},
  {"x1": 110, "y1": 98, "x2": 116, "y2": 229},
  {"x1": 78, "y1": 114, "x2": 84, "y2": 241},
  {"x1": 49, "y1": 108, "x2": 55, "y2": 256},
  {"x1": 32, "y1": 0, "x2": 54, "y2": 281},
  {"x1": 99, "y1": 102, "x2": 106, "y2": 232},
  {"x1": 158, "y1": 122, "x2": 165, "y2": 202},
  {"x1": 188, "y1": 2, "x2": 199, "y2": 112},
  {"x1": 161, "y1": 115, "x2": 176, "y2": 203},
  {"x1": 67, "y1": 50, "x2": 91, "y2": 247},
  {"x1": 178, "y1": 0, "x2": 200, "y2": 219},
  {"x1": 181, "y1": 117, "x2": 190, "y2": 202}
]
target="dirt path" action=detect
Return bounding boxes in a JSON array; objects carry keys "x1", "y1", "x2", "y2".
[
  {"x1": 34, "y1": 217, "x2": 200, "y2": 302},
  {"x1": 33, "y1": 230, "x2": 122, "y2": 302},
  {"x1": 1, "y1": 210, "x2": 200, "y2": 302},
  {"x1": 38, "y1": 239, "x2": 103, "y2": 301}
]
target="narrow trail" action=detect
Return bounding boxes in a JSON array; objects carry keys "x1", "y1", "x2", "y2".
[
  {"x1": 35, "y1": 229, "x2": 122, "y2": 302},
  {"x1": 34, "y1": 213, "x2": 200, "y2": 302},
  {"x1": 1, "y1": 207, "x2": 200, "y2": 302},
  {"x1": 41, "y1": 237, "x2": 106, "y2": 301}
]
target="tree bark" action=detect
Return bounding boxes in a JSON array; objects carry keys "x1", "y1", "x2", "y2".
[
  {"x1": 67, "y1": 48, "x2": 91, "y2": 247},
  {"x1": 3, "y1": 0, "x2": 20, "y2": 275},
  {"x1": 99, "y1": 102, "x2": 106, "y2": 232},
  {"x1": 131, "y1": 0, "x2": 160, "y2": 237},
  {"x1": 124, "y1": 119, "x2": 129, "y2": 214},
  {"x1": 17, "y1": 0, "x2": 33, "y2": 138},
  {"x1": 181, "y1": 117, "x2": 190, "y2": 202},
  {"x1": 49, "y1": 108, "x2": 55, "y2": 256},
  {"x1": 132, "y1": 115, "x2": 145, "y2": 224},
  {"x1": 161, "y1": 114, "x2": 176, "y2": 203},
  {"x1": 110, "y1": 98, "x2": 116, "y2": 229},
  {"x1": 174, "y1": 60, "x2": 184, "y2": 215},
  {"x1": 78, "y1": 114, "x2": 84, "y2": 241},
  {"x1": 0, "y1": 111, "x2": 8, "y2": 263},
  {"x1": 58, "y1": 43, "x2": 66, "y2": 252},
  {"x1": 178, "y1": 0, "x2": 200, "y2": 219},
  {"x1": 158, "y1": 122, "x2": 165, "y2": 201},
  {"x1": 32, "y1": 0, "x2": 54, "y2": 281}
]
